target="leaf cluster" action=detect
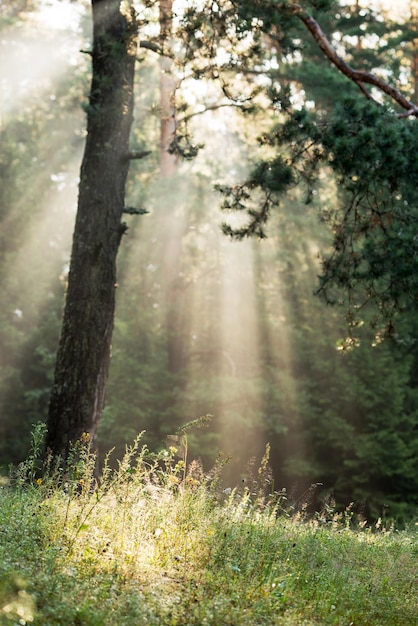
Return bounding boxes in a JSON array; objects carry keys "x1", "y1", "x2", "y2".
[
  {"x1": 219, "y1": 108, "x2": 322, "y2": 238},
  {"x1": 317, "y1": 99, "x2": 418, "y2": 317}
]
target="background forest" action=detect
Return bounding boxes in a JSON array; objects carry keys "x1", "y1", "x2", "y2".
[{"x1": 1, "y1": 0, "x2": 418, "y2": 522}]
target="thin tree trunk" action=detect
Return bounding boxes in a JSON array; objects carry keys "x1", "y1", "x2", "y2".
[
  {"x1": 411, "y1": 2, "x2": 418, "y2": 100},
  {"x1": 159, "y1": 0, "x2": 177, "y2": 177},
  {"x1": 46, "y1": 0, "x2": 138, "y2": 457},
  {"x1": 157, "y1": 0, "x2": 186, "y2": 373}
]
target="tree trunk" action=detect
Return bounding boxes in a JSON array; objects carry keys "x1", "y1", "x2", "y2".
[
  {"x1": 159, "y1": 0, "x2": 178, "y2": 178},
  {"x1": 157, "y1": 0, "x2": 185, "y2": 374},
  {"x1": 411, "y1": 2, "x2": 418, "y2": 100},
  {"x1": 46, "y1": 0, "x2": 138, "y2": 457}
]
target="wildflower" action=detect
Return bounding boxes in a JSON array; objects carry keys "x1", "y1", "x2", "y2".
[{"x1": 36, "y1": 478, "x2": 43, "y2": 486}]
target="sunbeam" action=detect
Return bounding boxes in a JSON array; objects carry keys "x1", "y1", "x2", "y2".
[
  {"x1": 216, "y1": 237, "x2": 265, "y2": 475},
  {"x1": 0, "y1": 2, "x2": 88, "y2": 453}
]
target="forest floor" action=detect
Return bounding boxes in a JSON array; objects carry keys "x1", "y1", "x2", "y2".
[{"x1": 0, "y1": 430, "x2": 417, "y2": 626}]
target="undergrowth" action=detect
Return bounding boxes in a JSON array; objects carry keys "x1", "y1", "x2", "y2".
[{"x1": 0, "y1": 423, "x2": 417, "y2": 625}]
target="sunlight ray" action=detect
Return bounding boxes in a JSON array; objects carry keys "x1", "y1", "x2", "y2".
[{"x1": 0, "y1": 4, "x2": 85, "y2": 126}]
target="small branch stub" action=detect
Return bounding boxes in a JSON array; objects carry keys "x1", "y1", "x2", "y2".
[
  {"x1": 139, "y1": 40, "x2": 163, "y2": 55},
  {"x1": 123, "y1": 206, "x2": 149, "y2": 215},
  {"x1": 124, "y1": 150, "x2": 152, "y2": 161}
]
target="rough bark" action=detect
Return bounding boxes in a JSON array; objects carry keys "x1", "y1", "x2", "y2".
[{"x1": 46, "y1": 0, "x2": 138, "y2": 457}]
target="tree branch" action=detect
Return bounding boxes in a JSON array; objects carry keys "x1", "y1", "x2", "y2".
[
  {"x1": 138, "y1": 40, "x2": 174, "y2": 58},
  {"x1": 139, "y1": 40, "x2": 162, "y2": 54},
  {"x1": 122, "y1": 206, "x2": 149, "y2": 215},
  {"x1": 289, "y1": 4, "x2": 418, "y2": 117},
  {"x1": 180, "y1": 101, "x2": 244, "y2": 123}
]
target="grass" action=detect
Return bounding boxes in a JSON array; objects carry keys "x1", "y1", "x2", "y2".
[{"x1": 0, "y1": 425, "x2": 417, "y2": 626}]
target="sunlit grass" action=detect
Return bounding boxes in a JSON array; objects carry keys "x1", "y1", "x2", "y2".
[{"x1": 0, "y1": 424, "x2": 416, "y2": 626}]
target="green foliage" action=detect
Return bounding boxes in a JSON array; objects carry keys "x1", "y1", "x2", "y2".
[
  {"x1": 214, "y1": 0, "x2": 418, "y2": 321},
  {"x1": 317, "y1": 99, "x2": 418, "y2": 317},
  {"x1": 221, "y1": 94, "x2": 418, "y2": 317},
  {"x1": 298, "y1": 333, "x2": 418, "y2": 521}
]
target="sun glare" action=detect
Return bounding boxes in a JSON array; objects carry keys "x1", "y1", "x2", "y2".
[
  {"x1": 0, "y1": 2, "x2": 86, "y2": 124},
  {"x1": 36, "y1": 0, "x2": 86, "y2": 32},
  {"x1": 346, "y1": 0, "x2": 412, "y2": 19}
]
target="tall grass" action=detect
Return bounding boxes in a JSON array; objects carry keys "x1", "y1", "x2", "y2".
[{"x1": 0, "y1": 423, "x2": 417, "y2": 625}]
